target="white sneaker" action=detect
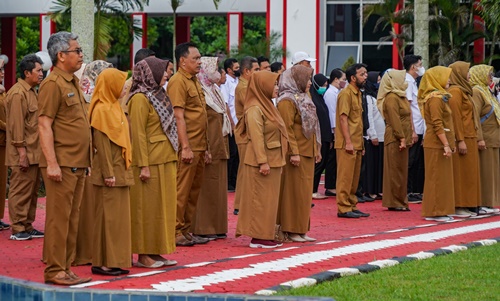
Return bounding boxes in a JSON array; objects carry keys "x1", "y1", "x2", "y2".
[
  {"x1": 463, "y1": 209, "x2": 478, "y2": 216},
  {"x1": 449, "y1": 208, "x2": 471, "y2": 218},
  {"x1": 424, "y1": 216, "x2": 454, "y2": 222},
  {"x1": 312, "y1": 193, "x2": 327, "y2": 200}
]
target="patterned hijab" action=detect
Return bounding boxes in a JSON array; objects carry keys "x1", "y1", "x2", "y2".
[
  {"x1": 198, "y1": 56, "x2": 231, "y2": 136},
  {"x1": 376, "y1": 69, "x2": 408, "y2": 119},
  {"x1": 88, "y1": 68, "x2": 132, "y2": 169},
  {"x1": 129, "y1": 57, "x2": 179, "y2": 151},
  {"x1": 469, "y1": 64, "x2": 500, "y2": 125},
  {"x1": 417, "y1": 66, "x2": 452, "y2": 119},
  {"x1": 81, "y1": 60, "x2": 113, "y2": 103},
  {"x1": 276, "y1": 65, "x2": 321, "y2": 146}
]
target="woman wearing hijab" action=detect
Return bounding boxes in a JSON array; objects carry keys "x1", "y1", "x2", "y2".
[
  {"x1": 418, "y1": 66, "x2": 455, "y2": 221},
  {"x1": 276, "y1": 65, "x2": 321, "y2": 242},
  {"x1": 128, "y1": 57, "x2": 178, "y2": 267},
  {"x1": 191, "y1": 57, "x2": 231, "y2": 239},
  {"x1": 311, "y1": 74, "x2": 332, "y2": 200},
  {"x1": 363, "y1": 71, "x2": 385, "y2": 200},
  {"x1": 447, "y1": 62, "x2": 480, "y2": 217},
  {"x1": 378, "y1": 69, "x2": 412, "y2": 211},
  {"x1": 469, "y1": 64, "x2": 500, "y2": 214},
  {"x1": 235, "y1": 71, "x2": 288, "y2": 249},
  {"x1": 73, "y1": 60, "x2": 113, "y2": 266},
  {"x1": 88, "y1": 68, "x2": 133, "y2": 276}
]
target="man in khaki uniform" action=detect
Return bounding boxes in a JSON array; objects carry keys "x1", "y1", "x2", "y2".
[
  {"x1": 5, "y1": 54, "x2": 44, "y2": 241},
  {"x1": 167, "y1": 42, "x2": 210, "y2": 246},
  {"x1": 38, "y1": 32, "x2": 92, "y2": 286},
  {"x1": 335, "y1": 63, "x2": 370, "y2": 218},
  {"x1": 0, "y1": 59, "x2": 10, "y2": 231}
]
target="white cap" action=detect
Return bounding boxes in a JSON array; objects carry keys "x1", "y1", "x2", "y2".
[{"x1": 292, "y1": 51, "x2": 316, "y2": 65}]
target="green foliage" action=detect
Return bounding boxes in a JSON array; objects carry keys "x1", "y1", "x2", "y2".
[
  {"x1": 15, "y1": 17, "x2": 40, "y2": 77},
  {"x1": 190, "y1": 16, "x2": 227, "y2": 56},
  {"x1": 148, "y1": 17, "x2": 174, "y2": 61},
  {"x1": 479, "y1": 0, "x2": 500, "y2": 64},
  {"x1": 342, "y1": 56, "x2": 356, "y2": 71},
  {"x1": 279, "y1": 243, "x2": 500, "y2": 300}
]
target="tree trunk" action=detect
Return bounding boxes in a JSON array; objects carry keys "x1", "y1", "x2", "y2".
[
  {"x1": 414, "y1": 0, "x2": 429, "y2": 68},
  {"x1": 173, "y1": 10, "x2": 177, "y2": 71},
  {"x1": 72, "y1": 0, "x2": 95, "y2": 62}
]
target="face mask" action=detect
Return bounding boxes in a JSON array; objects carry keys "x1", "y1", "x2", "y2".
[
  {"x1": 416, "y1": 66, "x2": 425, "y2": 77},
  {"x1": 339, "y1": 80, "x2": 347, "y2": 89},
  {"x1": 316, "y1": 87, "x2": 327, "y2": 95},
  {"x1": 233, "y1": 70, "x2": 241, "y2": 77}
]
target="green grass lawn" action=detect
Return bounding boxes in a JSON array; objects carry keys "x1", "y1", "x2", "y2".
[{"x1": 278, "y1": 242, "x2": 500, "y2": 301}]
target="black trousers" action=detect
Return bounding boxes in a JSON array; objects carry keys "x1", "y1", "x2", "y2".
[
  {"x1": 313, "y1": 142, "x2": 331, "y2": 193},
  {"x1": 227, "y1": 134, "x2": 239, "y2": 189},
  {"x1": 324, "y1": 142, "x2": 337, "y2": 190},
  {"x1": 407, "y1": 134, "x2": 425, "y2": 193}
]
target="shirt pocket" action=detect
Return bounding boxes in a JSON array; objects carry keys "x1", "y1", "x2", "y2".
[
  {"x1": 266, "y1": 140, "x2": 281, "y2": 149},
  {"x1": 150, "y1": 135, "x2": 167, "y2": 143}
]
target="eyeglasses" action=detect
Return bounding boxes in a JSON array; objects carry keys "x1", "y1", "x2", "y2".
[{"x1": 61, "y1": 48, "x2": 83, "y2": 55}]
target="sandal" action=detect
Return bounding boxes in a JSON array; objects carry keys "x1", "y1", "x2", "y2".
[{"x1": 388, "y1": 207, "x2": 410, "y2": 211}]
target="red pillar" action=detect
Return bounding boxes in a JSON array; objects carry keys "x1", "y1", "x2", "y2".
[
  {"x1": 473, "y1": 0, "x2": 485, "y2": 63},
  {"x1": 175, "y1": 16, "x2": 191, "y2": 45},
  {"x1": 392, "y1": 0, "x2": 403, "y2": 69},
  {"x1": 1, "y1": 17, "x2": 17, "y2": 90}
]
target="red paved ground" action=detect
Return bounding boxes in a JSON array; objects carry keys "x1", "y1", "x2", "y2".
[{"x1": 1, "y1": 187, "x2": 499, "y2": 294}]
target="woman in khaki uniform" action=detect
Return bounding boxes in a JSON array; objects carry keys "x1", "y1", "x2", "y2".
[
  {"x1": 377, "y1": 69, "x2": 412, "y2": 211},
  {"x1": 448, "y1": 62, "x2": 481, "y2": 217},
  {"x1": 88, "y1": 68, "x2": 133, "y2": 276},
  {"x1": 128, "y1": 57, "x2": 178, "y2": 267},
  {"x1": 418, "y1": 66, "x2": 456, "y2": 222},
  {"x1": 276, "y1": 65, "x2": 320, "y2": 242},
  {"x1": 191, "y1": 57, "x2": 231, "y2": 239},
  {"x1": 0, "y1": 60, "x2": 9, "y2": 230},
  {"x1": 469, "y1": 64, "x2": 500, "y2": 214},
  {"x1": 235, "y1": 71, "x2": 288, "y2": 249}
]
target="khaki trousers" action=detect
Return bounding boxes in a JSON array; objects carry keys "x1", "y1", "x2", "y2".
[
  {"x1": 176, "y1": 151, "x2": 205, "y2": 235},
  {"x1": 8, "y1": 165, "x2": 40, "y2": 234},
  {"x1": 0, "y1": 146, "x2": 7, "y2": 219},
  {"x1": 73, "y1": 176, "x2": 94, "y2": 265},
  {"x1": 42, "y1": 167, "x2": 86, "y2": 280},
  {"x1": 336, "y1": 149, "x2": 362, "y2": 213}
]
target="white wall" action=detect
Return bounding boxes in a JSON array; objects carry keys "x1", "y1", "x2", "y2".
[{"x1": 285, "y1": 0, "x2": 318, "y2": 69}]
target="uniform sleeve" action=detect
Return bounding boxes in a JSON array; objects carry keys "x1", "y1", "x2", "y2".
[
  {"x1": 220, "y1": 83, "x2": 230, "y2": 104},
  {"x1": 93, "y1": 129, "x2": 114, "y2": 178},
  {"x1": 471, "y1": 89, "x2": 485, "y2": 141},
  {"x1": 167, "y1": 76, "x2": 187, "y2": 109},
  {"x1": 0, "y1": 96, "x2": 6, "y2": 131},
  {"x1": 448, "y1": 89, "x2": 465, "y2": 142},
  {"x1": 246, "y1": 107, "x2": 267, "y2": 164},
  {"x1": 128, "y1": 94, "x2": 150, "y2": 167},
  {"x1": 7, "y1": 92, "x2": 28, "y2": 146},
  {"x1": 406, "y1": 82, "x2": 414, "y2": 103},
  {"x1": 277, "y1": 99, "x2": 299, "y2": 155},
  {"x1": 427, "y1": 97, "x2": 446, "y2": 136},
  {"x1": 337, "y1": 90, "x2": 351, "y2": 117},
  {"x1": 38, "y1": 80, "x2": 62, "y2": 118},
  {"x1": 235, "y1": 86, "x2": 246, "y2": 121},
  {"x1": 384, "y1": 94, "x2": 404, "y2": 140}
]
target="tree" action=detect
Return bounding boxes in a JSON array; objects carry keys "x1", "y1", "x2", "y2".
[
  {"x1": 15, "y1": 17, "x2": 40, "y2": 74},
  {"x1": 414, "y1": 0, "x2": 429, "y2": 68},
  {"x1": 478, "y1": 0, "x2": 500, "y2": 65}
]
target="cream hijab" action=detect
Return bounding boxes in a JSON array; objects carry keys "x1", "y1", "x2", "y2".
[{"x1": 376, "y1": 69, "x2": 408, "y2": 119}]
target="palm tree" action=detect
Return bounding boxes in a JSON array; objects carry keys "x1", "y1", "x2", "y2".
[
  {"x1": 478, "y1": 0, "x2": 500, "y2": 64},
  {"x1": 50, "y1": 0, "x2": 148, "y2": 60}
]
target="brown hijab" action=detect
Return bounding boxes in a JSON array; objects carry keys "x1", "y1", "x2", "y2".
[
  {"x1": 239, "y1": 71, "x2": 288, "y2": 153},
  {"x1": 449, "y1": 61, "x2": 473, "y2": 96}
]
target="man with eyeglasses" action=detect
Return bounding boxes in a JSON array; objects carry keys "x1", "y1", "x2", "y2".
[
  {"x1": 0, "y1": 59, "x2": 10, "y2": 232},
  {"x1": 38, "y1": 32, "x2": 92, "y2": 286}
]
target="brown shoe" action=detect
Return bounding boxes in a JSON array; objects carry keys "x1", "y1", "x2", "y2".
[
  {"x1": 67, "y1": 270, "x2": 92, "y2": 284},
  {"x1": 187, "y1": 233, "x2": 209, "y2": 244},
  {"x1": 176, "y1": 235, "x2": 195, "y2": 246},
  {"x1": 45, "y1": 272, "x2": 81, "y2": 286}
]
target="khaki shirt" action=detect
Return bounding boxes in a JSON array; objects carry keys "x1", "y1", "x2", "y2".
[
  {"x1": 128, "y1": 93, "x2": 177, "y2": 167},
  {"x1": 5, "y1": 79, "x2": 40, "y2": 166},
  {"x1": 0, "y1": 92, "x2": 6, "y2": 146},
  {"x1": 206, "y1": 106, "x2": 229, "y2": 160},
  {"x1": 38, "y1": 66, "x2": 91, "y2": 168},
  {"x1": 383, "y1": 92, "x2": 412, "y2": 145},
  {"x1": 277, "y1": 99, "x2": 316, "y2": 157},
  {"x1": 167, "y1": 68, "x2": 208, "y2": 152},
  {"x1": 423, "y1": 97, "x2": 456, "y2": 149},
  {"x1": 334, "y1": 84, "x2": 364, "y2": 150},
  {"x1": 448, "y1": 87, "x2": 477, "y2": 141},
  {"x1": 235, "y1": 77, "x2": 249, "y2": 122},
  {"x1": 471, "y1": 89, "x2": 500, "y2": 147}
]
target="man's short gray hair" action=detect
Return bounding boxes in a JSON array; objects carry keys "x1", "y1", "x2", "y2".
[{"x1": 47, "y1": 31, "x2": 79, "y2": 66}]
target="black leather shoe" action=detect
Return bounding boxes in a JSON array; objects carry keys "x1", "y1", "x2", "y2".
[
  {"x1": 353, "y1": 210, "x2": 370, "y2": 217},
  {"x1": 324, "y1": 190, "x2": 336, "y2": 196},
  {"x1": 111, "y1": 268, "x2": 130, "y2": 275},
  {"x1": 362, "y1": 195, "x2": 375, "y2": 202},
  {"x1": 337, "y1": 211, "x2": 361, "y2": 218},
  {"x1": 91, "y1": 266, "x2": 121, "y2": 276},
  {"x1": 233, "y1": 209, "x2": 239, "y2": 215},
  {"x1": 357, "y1": 196, "x2": 366, "y2": 203}
]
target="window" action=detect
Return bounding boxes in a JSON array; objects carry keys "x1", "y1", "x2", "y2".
[
  {"x1": 326, "y1": 45, "x2": 360, "y2": 72},
  {"x1": 326, "y1": 4, "x2": 360, "y2": 42},
  {"x1": 362, "y1": 45, "x2": 392, "y2": 72}
]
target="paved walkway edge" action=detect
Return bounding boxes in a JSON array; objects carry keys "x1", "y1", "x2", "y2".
[{"x1": 255, "y1": 237, "x2": 500, "y2": 296}]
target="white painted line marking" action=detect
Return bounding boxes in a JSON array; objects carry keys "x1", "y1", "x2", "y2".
[
  {"x1": 406, "y1": 252, "x2": 435, "y2": 260},
  {"x1": 255, "y1": 289, "x2": 278, "y2": 295},
  {"x1": 368, "y1": 259, "x2": 399, "y2": 268},
  {"x1": 150, "y1": 221, "x2": 500, "y2": 292},
  {"x1": 71, "y1": 281, "x2": 109, "y2": 288},
  {"x1": 477, "y1": 239, "x2": 497, "y2": 246},
  {"x1": 414, "y1": 224, "x2": 437, "y2": 228},
  {"x1": 328, "y1": 267, "x2": 361, "y2": 276},
  {"x1": 129, "y1": 271, "x2": 165, "y2": 277},
  {"x1": 316, "y1": 240, "x2": 340, "y2": 245},
  {"x1": 351, "y1": 234, "x2": 376, "y2": 239},
  {"x1": 275, "y1": 247, "x2": 300, "y2": 252},
  {"x1": 184, "y1": 262, "x2": 214, "y2": 267},
  {"x1": 281, "y1": 277, "x2": 317, "y2": 288},
  {"x1": 230, "y1": 254, "x2": 260, "y2": 259},
  {"x1": 441, "y1": 245, "x2": 467, "y2": 252},
  {"x1": 385, "y1": 229, "x2": 409, "y2": 233}
]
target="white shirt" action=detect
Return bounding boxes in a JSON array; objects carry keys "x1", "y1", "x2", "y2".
[
  {"x1": 405, "y1": 73, "x2": 425, "y2": 135},
  {"x1": 324, "y1": 84, "x2": 341, "y2": 129},
  {"x1": 220, "y1": 75, "x2": 239, "y2": 124},
  {"x1": 366, "y1": 94, "x2": 385, "y2": 141}
]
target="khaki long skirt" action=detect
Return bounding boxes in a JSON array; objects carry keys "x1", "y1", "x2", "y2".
[
  {"x1": 421, "y1": 148, "x2": 455, "y2": 217},
  {"x1": 277, "y1": 156, "x2": 314, "y2": 234},
  {"x1": 236, "y1": 164, "x2": 281, "y2": 240},
  {"x1": 191, "y1": 159, "x2": 228, "y2": 235},
  {"x1": 130, "y1": 163, "x2": 176, "y2": 254},
  {"x1": 382, "y1": 142, "x2": 409, "y2": 209},
  {"x1": 73, "y1": 176, "x2": 94, "y2": 265},
  {"x1": 452, "y1": 138, "x2": 481, "y2": 207},
  {"x1": 92, "y1": 185, "x2": 131, "y2": 267},
  {"x1": 479, "y1": 147, "x2": 500, "y2": 207}
]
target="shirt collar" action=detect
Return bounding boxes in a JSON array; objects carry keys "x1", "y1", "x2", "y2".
[
  {"x1": 405, "y1": 73, "x2": 416, "y2": 83},
  {"x1": 17, "y1": 78, "x2": 35, "y2": 91},
  {"x1": 178, "y1": 68, "x2": 196, "y2": 80},
  {"x1": 52, "y1": 66, "x2": 77, "y2": 82},
  {"x1": 347, "y1": 82, "x2": 360, "y2": 95}
]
